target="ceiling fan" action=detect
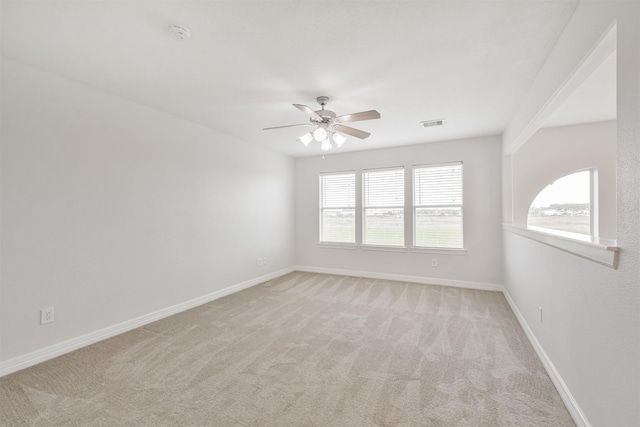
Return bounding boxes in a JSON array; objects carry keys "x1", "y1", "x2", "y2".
[{"x1": 263, "y1": 96, "x2": 381, "y2": 151}]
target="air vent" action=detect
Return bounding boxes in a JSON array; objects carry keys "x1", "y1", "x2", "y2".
[{"x1": 420, "y1": 119, "x2": 445, "y2": 128}]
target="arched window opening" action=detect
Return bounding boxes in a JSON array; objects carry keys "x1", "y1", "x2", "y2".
[{"x1": 527, "y1": 170, "x2": 592, "y2": 236}]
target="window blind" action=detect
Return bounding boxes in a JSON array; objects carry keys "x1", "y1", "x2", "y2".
[
  {"x1": 413, "y1": 163, "x2": 463, "y2": 248},
  {"x1": 363, "y1": 168, "x2": 404, "y2": 246},
  {"x1": 319, "y1": 172, "x2": 355, "y2": 243}
]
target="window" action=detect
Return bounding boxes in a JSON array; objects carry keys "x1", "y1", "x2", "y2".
[
  {"x1": 527, "y1": 170, "x2": 591, "y2": 236},
  {"x1": 319, "y1": 172, "x2": 355, "y2": 243},
  {"x1": 363, "y1": 168, "x2": 404, "y2": 246},
  {"x1": 413, "y1": 163, "x2": 463, "y2": 249},
  {"x1": 318, "y1": 162, "x2": 464, "y2": 251}
]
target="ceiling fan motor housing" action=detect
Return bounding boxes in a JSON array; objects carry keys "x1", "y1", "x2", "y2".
[
  {"x1": 315, "y1": 110, "x2": 336, "y2": 121},
  {"x1": 263, "y1": 95, "x2": 379, "y2": 142},
  {"x1": 313, "y1": 96, "x2": 336, "y2": 123}
]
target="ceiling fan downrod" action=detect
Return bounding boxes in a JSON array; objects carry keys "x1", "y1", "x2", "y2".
[{"x1": 317, "y1": 96, "x2": 330, "y2": 110}]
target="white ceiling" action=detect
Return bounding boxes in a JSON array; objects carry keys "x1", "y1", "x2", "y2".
[{"x1": 1, "y1": 1, "x2": 581, "y2": 157}]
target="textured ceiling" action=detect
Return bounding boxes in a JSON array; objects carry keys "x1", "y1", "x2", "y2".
[{"x1": 1, "y1": 1, "x2": 580, "y2": 157}]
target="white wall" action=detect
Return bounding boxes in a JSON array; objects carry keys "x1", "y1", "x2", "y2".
[
  {"x1": 0, "y1": 58, "x2": 295, "y2": 363},
  {"x1": 512, "y1": 121, "x2": 616, "y2": 238},
  {"x1": 502, "y1": 2, "x2": 639, "y2": 426},
  {"x1": 295, "y1": 136, "x2": 503, "y2": 288}
]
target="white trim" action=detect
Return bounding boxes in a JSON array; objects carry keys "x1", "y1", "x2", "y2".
[
  {"x1": 319, "y1": 170, "x2": 356, "y2": 177},
  {"x1": 293, "y1": 265, "x2": 502, "y2": 292},
  {"x1": 360, "y1": 244, "x2": 407, "y2": 252},
  {"x1": 410, "y1": 247, "x2": 467, "y2": 255},
  {"x1": 293, "y1": 266, "x2": 592, "y2": 426},
  {"x1": 0, "y1": 267, "x2": 294, "y2": 378},
  {"x1": 317, "y1": 242, "x2": 357, "y2": 250},
  {"x1": 362, "y1": 165, "x2": 404, "y2": 173},
  {"x1": 503, "y1": 23, "x2": 617, "y2": 155},
  {"x1": 0, "y1": 265, "x2": 588, "y2": 427},
  {"x1": 502, "y1": 290, "x2": 592, "y2": 427},
  {"x1": 316, "y1": 244, "x2": 467, "y2": 255},
  {"x1": 502, "y1": 223, "x2": 619, "y2": 268}
]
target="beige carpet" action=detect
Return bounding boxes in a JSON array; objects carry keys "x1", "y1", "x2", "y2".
[{"x1": 0, "y1": 272, "x2": 574, "y2": 426}]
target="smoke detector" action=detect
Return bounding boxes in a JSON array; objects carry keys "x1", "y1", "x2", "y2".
[
  {"x1": 168, "y1": 26, "x2": 191, "y2": 41},
  {"x1": 421, "y1": 119, "x2": 446, "y2": 128}
]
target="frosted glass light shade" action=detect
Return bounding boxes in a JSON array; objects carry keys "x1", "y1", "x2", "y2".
[
  {"x1": 320, "y1": 140, "x2": 332, "y2": 151},
  {"x1": 332, "y1": 133, "x2": 347, "y2": 147},
  {"x1": 298, "y1": 132, "x2": 313, "y2": 146},
  {"x1": 313, "y1": 127, "x2": 328, "y2": 141}
]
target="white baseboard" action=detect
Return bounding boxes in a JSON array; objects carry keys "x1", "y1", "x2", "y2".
[
  {"x1": 296, "y1": 266, "x2": 588, "y2": 426},
  {"x1": 1, "y1": 266, "x2": 588, "y2": 427},
  {"x1": 0, "y1": 267, "x2": 294, "y2": 378},
  {"x1": 502, "y1": 290, "x2": 591, "y2": 427},
  {"x1": 293, "y1": 265, "x2": 503, "y2": 292}
]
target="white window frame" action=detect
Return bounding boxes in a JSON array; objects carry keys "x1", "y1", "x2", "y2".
[
  {"x1": 505, "y1": 166, "x2": 619, "y2": 269},
  {"x1": 526, "y1": 168, "x2": 596, "y2": 238},
  {"x1": 362, "y1": 167, "x2": 405, "y2": 248},
  {"x1": 319, "y1": 171, "x2": 356, "y2": 245},
  {"x1": 412, "y1": 162, "x2": 464, "y2": 250}
]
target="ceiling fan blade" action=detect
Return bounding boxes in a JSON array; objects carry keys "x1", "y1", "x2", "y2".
[
  {"x1": 335, "y1": 124, "x2": 371, "y2": 139},
  {"x1": 293, "y1": 104, "x2": 323, "y2": 122},
  {"x1": 336, "y1": 110, "x2": 381, "y2": 123},
  {"x1": 263, "y1": 123, "x2": 313, "y2": 131}
]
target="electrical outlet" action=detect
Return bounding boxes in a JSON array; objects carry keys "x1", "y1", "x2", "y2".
[
  {"x1": 431, "y1": 259, "x2": 438, "y2": 267},
  {"x1": 41, "y1": 307, "x2": 54, "y2": 325},
  {"x1": 263, "y1": 257, "x2": 268, "y2": 265},
  {"x1": 256, "y1": 258, "x2": 263, "y2": 267}
]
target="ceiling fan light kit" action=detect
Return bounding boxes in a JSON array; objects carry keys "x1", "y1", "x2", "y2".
[
  {"x1": 299, "y1": 132, "x2": 313, "y2": 147},
  {"x1": 333, "y1": 133, "x2": 347, "y2": 147},
  {"x1": 313, "y1": 127, "x2": 328, "y2": 142},
  {"x1": 264, "y1": 96, "x2": 381, "y2": 151}
]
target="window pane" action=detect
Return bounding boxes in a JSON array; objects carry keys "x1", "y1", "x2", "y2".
[
  {"x1": 364, "y1": 169, "x2": 404, "y2": 207},
  {"x1": 527, "y1": 170, "x2": 590, "y2": 235},
  {"x1": 364, "y1": 208, "x2": 404, "y2": 246},
  {"x1": 320, "y1": 172, "x2": 355, "y2": 243},
  {"x1": 415, "y1": 207, "x2": 463, "y2": 248},
  {"x1": 321, "y1": 209, "x2": 355, "y2": 243},
  {"x1": 413, "y1": 163, "x2": 463, "y2": 248},
  {"x1": 321, "y1": 173, "x2": 355, "y2": 208},
  {"x1": 363, "y1": 168, "x2": 404, "y2": 246},
  {"x1": 414, "y1": 165, "x2": 462, "y2": 206}
]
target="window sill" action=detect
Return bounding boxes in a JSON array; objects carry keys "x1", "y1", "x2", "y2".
[
  {"x1": 502, "y1": 223, "x2": 619, "y2": 269},
  {"x1": 410, "y1": 247, "x2": 466, "y2": 255},
  {"x1": 317, "y1": 242, "x2": 358, "y2": 250},
  {"x1": 316, "y1": 244, "x2": 467, "y2": 255},
  {"x1": 317, "y1": 243, "x2": 407, "y2": 253},
  {"x1": 360, "y1": 244, "x2": 407, "y2": 253}
]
